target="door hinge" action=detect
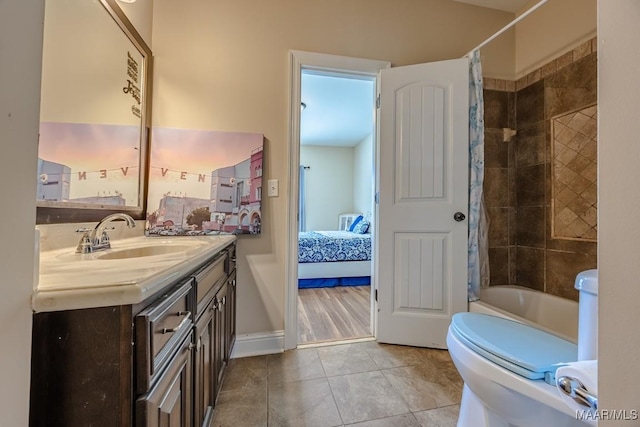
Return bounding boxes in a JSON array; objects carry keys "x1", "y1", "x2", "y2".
[
  {"x1": 375, "y1": 289, "x2": 378, "y2": 302},
  {"x1": 376, "y1": 94, "x2": 380, "y2": 109},
  {"x1": 375, "y1": 192, "x2": 380, "y2": 204}
]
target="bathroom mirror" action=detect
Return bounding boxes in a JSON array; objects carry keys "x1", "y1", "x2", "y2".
[
  {"x1": 36, "y1": 0, "x2": 152, "y2": 223},
  {"x1": 550, "y1": 103, "x2": 598, "y2": 242}
]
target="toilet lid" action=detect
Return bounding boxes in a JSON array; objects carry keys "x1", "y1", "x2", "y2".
[{"x1": 450, "y1": 313, "x2": 578, "y2": 380}]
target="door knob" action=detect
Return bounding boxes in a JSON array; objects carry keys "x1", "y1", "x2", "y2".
[{"x1": 454, "y1": 212, "x2": 466, "y2": 222}]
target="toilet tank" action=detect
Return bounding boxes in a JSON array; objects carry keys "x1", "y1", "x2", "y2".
[{"x1": 574, "y1": 269, "x2": 598, "y2": 360}]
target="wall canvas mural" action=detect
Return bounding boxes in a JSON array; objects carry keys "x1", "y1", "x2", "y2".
[{"x1": 146, "y1": 128, "x2": 264, "y2": 236}]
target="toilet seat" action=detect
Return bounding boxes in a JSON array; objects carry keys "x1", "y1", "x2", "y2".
[{"x1": 450, "y1": 313, "x2": 577, "y2": 382}]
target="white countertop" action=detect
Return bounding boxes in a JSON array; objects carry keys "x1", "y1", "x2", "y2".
[{"x1": 33, "y1": 235, "x2": 236, "y2": 313}]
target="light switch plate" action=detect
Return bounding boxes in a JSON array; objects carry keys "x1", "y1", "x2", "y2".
[{"x1": 267, "y1": 179, "x2": 279, "y2": 197}]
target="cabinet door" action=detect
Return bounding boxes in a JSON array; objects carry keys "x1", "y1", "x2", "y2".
[
  {"x1": 137, "y1": 333, "x2": 193, "y2": 427},
  {"x1": 194, "y1": 305, "x2": 214, "y2": 427},
  {"x1": 226, "y1": 270, "x2": 237, "y2": 360},
  {"x1": 213, "y1": 283, "x2": 228, "y2": 396}
]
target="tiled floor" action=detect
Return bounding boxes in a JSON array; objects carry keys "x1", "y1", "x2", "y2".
[{"x1": 212, "y1": 340, "x2": 462, "y2": 426}]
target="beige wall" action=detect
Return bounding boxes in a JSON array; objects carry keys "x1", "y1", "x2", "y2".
[
  {"x1": 354, "y1": 135, "x2": 374, "y2": 217},
  {"x1": 40, "y1": 0, "x2": 144, "y2": 125},
  {"x1": 300, "y1": 145, "x2": 355, "y2": 231},
  {"x1": 0, "y1": 0, "x2": 43, "y2": 424},
  {"x1": 152, "y1": 0, "x2": 515, "y2": 335},
  {"x1": 118, "y1": 0, "x2": 154, "y2": 48},
  {"x1": 598, "y1": 1, "x2": 640, "y2": 422},
  {"x1": 515, "y1": 0, "x2": 596, "y2": 78}
]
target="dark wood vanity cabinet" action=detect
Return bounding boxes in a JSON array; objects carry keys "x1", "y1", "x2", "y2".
[
  {"x1": 137, "y1": 331, "x2": 194, "y2": 427},
  {"x1": 30, "y1": 304, "x2": 136, "y2": 427},
  {"x1": 30, "y1": 242, "x2": 237, "y2": 427},
  {"x1": 191, "y1": 249, "x2": 231, "y2": 427},
  {"x1": 212, "y1": 282, "x2": 228, "y2": 395},
  {"x1": 226, "y1": 269, "x2": 237, "y2": 362},
  {"x1": 194, "y1": 300, "x2": 215, "y2": 427}
]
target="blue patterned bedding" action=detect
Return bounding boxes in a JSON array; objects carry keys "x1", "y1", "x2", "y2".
[{"x1": 298, "y1": 231, "x2": 371, "y2": 263}]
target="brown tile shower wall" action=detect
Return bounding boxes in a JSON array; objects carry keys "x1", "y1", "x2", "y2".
[
  {"x1": 483, "y1": 87, "x2": 516, "y2": 287},
  {"x1": 483, "y1": 38, "x2": 597, "y2": 301}
]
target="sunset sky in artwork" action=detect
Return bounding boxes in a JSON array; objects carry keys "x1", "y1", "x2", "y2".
[
  {"x1": 147, "y1": 127, "x2": 263, "y2": 212},
  {"x1": 37, "y1": 123, "x2": 263, "y2": 211},
  {"x1": 38, "y1": 122, "x2": 140, "y2": 204}
]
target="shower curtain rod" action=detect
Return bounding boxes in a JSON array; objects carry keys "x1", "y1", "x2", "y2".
[{"x1": 464, "y1": 0, "x2": 548, "y2": 57}]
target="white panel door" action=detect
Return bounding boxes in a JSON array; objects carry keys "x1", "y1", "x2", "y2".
[{"x1": 376, "y1": 58, "x2": 469, "y2": 348}]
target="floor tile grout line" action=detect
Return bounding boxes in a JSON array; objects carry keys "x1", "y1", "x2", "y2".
[
  {"x1": 325, "y1": 371, "x2": 346, "y2": 426},
  {"x1": 377, "y1": 368, "x2": 417, "y2": 417},
  {"x1": 314, "y1": 347, "x2": 347, "y2": 426},
  {"x1": 266, "y1": 354, "x2": 271, "y2": 426},
  {"x1": 342, "y1": 411, "x2": 419, "y2": 426}
]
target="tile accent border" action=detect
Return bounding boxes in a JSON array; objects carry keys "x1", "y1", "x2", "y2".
[
  {"x1": 550, "y1": 104, "x2": 598, "y2": 242},
  {"x1": 484, "y1": 36, "x2": 597, "y2": 92}
]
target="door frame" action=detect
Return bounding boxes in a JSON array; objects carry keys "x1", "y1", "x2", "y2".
[{"x1": 285, "y1": 50, "x2": 390, "y2": 350}]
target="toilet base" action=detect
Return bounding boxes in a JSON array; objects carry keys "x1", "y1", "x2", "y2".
[{"x1": 458, "y1": 384, "x2": 512, "y2": 427}]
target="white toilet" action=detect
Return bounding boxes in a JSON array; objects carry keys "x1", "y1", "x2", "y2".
[{"x1": 447, "y1": 270, "x2": 598, "y2": 427}]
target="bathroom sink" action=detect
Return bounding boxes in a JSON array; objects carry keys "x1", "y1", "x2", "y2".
[
  {"x1": 51, "y1": 237, "x2": 213, "y2": 262},
  {"x1": 36, "y1": 234, "x2": 237, "y2": 311},
  {"x1": 96, "y1": 244, "x2": 193, "y2": 260}
]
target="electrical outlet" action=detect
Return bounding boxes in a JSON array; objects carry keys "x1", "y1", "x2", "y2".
[{"x1": 267, "y1": 179, "x2": 279, "y2": 197}]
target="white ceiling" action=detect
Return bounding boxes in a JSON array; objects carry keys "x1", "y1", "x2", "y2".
[
  {"x1": 452, "y1": 0, "x2": 528, "y2": 13},
  {"x1": 300, "y1": 72, "x2": 375, "y2": 147}
]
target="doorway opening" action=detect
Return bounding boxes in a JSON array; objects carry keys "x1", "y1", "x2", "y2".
[
  {"x1": 285, "y1": 51, "x2": 390, "y2": 350},
  {"x1": 297, "y1": 71, "x2": 376, "y2": 345}
]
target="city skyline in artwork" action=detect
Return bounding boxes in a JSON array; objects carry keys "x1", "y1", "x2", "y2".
[{"x1": 146, "y1": 127, "x2": 264, "y2": 235}]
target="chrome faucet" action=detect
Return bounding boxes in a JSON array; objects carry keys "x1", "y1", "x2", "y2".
[{"x1": 76, "y1": 213, "x2": 136, "y2": 253}]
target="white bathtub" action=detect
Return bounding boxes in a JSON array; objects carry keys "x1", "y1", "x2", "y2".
[{"x1": 469, "y1": 285, "x2": 578, "y2": 343}]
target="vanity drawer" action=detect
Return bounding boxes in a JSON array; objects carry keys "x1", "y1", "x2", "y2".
[
  {"x1": 135, "y1": 280, "x2": 193, "y2": 394},
  {"x1": 194, "y1": 253, "x2": 227, "y2": 318}
]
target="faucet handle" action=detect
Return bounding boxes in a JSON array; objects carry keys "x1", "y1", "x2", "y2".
[
  {"x1": 99, "y1": 227, "x2": 116, "y2": 245},
  {"x1": 75, "y1": 228, "x2": 93, "y2": 253}
]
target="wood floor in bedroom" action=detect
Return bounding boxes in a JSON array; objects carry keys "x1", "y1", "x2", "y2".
[{"x1": 297, "y1": 285, "x2": 371, "y2": 344}]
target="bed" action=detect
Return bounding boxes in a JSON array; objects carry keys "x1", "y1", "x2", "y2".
[{"x1": 298, "y1": 230, "x2": 372, "y2": 288}]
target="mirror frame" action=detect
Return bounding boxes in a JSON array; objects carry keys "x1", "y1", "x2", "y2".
[{"x1": 36, "y1": 0, "x2": 153, "y2": 224}]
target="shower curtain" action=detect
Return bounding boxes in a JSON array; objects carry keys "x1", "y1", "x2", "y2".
[
  {"x1": 299, "y1": 165, "x2": 307, "y2": 232},
  {"x1": 468, "y1": 50, "x2": 490, "y2": 302}
]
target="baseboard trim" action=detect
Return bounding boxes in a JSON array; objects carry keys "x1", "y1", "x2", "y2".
[{"x1": 231, "y1": 330, "x2": 285, "y2": 358}]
